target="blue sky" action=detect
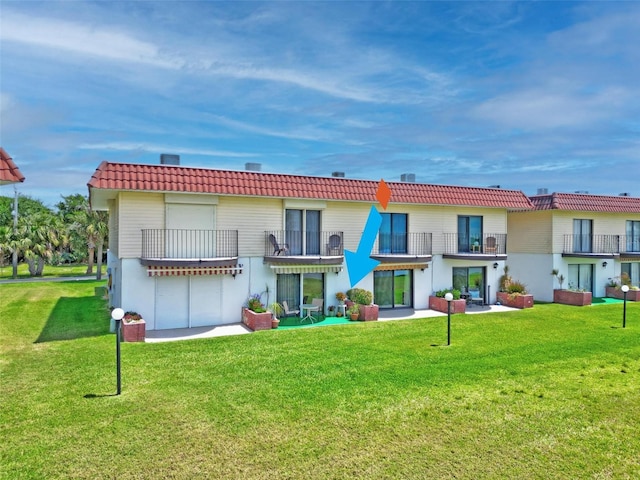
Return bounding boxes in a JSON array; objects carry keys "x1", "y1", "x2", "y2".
[{"x1": 1, "y1": 1, "x2": 639, "y2": 207}]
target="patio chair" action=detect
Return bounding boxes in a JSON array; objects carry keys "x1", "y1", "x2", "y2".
[
  {"x1": 326, "y1": 234, "x2": 342, "y2": 255},
  {"x1": 311, "y1": 298, "x2": 324, "y2": 319},
  {"x1": 484, "y1": 236, "x2": 497, "y2": 254},
  {"x1": 281, "y1": 301, "x2": 299, "y2": 317},
  {"x1": 269, "y1": 234, "x2": 289, "y2": 255}
]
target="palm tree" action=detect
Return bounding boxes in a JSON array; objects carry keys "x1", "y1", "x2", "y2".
[
  {"x1": 69, "y1": 204, "x2": 108, "y2": 279},
  {"x1": 19, "y1": 212, "x2": 63, "y2": 276}
]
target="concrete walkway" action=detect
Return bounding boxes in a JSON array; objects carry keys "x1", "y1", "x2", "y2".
[{"x1": 144, "y1": 304, "x2": 519, "y2": 342}]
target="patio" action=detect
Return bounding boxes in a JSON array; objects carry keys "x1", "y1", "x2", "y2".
[{"x1": 144, "y1": 304, "x2": 518, "y2": 341}]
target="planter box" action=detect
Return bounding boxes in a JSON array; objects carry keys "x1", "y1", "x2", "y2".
[
  {"x1": 496, "y1": 292, "x2": 534, "y2": 309},
  {"x1": 242, "y1": 308, "x2": 273, "y2": 331},
  {"x1": 553, "y1": 289, "x2": 592, "y2": 306},
  {"x1": 606, "y1": 286, "x2": 640, "y2": 301},
  {"x1": 428, "y1": 296, "x2": 466, "y2": 314},
  {"x1": 121, "y1": 320, "x2": 145, "y2": 342},
  {"x1": 359, "y1": 304, "x2": 379, "y2": 321}
]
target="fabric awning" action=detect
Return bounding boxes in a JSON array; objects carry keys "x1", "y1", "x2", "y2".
[
  {"x1": 374, "y1": 263, "x2": 428, "y2": 271},
  {"x1": 147, "y1": 265, "x2": 243, "y2": 277},
  {"x1": 269, "y1": 265, "x2": 343, "y2": 274}
]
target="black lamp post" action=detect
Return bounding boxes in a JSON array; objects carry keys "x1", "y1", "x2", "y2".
[
  {"x1": 111, "y1": 308, "x2": 124, "y2": 395},
  {"x1": 445, "y1": 292, "x2": 453, "y2": 345},
  {"x1": 621, "y1": 285, "x2": 629, "y2": 328}
]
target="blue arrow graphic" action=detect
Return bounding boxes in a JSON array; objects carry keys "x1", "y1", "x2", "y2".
[{"x1": 345, "y1": 205, "x2": 382, "y2": 287}]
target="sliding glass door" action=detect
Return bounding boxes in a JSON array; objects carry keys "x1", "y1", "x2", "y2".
[{"x1": 374, "y1": 270, "x2": 412, "y2": 309}]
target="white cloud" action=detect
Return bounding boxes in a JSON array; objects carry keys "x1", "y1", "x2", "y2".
[{"x1": 78, "y1": 142, "x2": 258, "y2": 158}]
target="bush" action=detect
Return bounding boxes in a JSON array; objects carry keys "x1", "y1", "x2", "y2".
[
  {"x1": 347, "y1": 288, "x2": 373, "y2": 305},
  {"x1": 435, "y1": 288, "x2": 461, "y2": 300},
  {"x1": 506, "y1": 281, "x2": 527, "y2": 295}
]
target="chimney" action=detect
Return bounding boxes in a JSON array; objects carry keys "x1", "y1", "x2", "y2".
[
  {"x1": 245, "y1": 162, "x2": 262, "y2": 172},
  {"x1": 400, "y1": 173, "x2": 416, "y2": 182},
  {"x1": 536, "y1": 188, "x2": 548, "y2": 195},
  {"x1": 160, "y1": 154, "x2": 180, "y2": 165},
  {"x1": 331, "y1": 171, "x2": 345, "y2": 178}
]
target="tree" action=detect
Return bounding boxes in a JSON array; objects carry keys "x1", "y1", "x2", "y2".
[
  {"x1": 18, "y1": 212, "x2": 64, "y2": 276},
  {"x1": 60, "y1": 195, "x2": 108, "y2": 279}
]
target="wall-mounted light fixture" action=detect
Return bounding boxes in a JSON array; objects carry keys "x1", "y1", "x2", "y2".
[
  {"x1": 493, "y1": 262, "x2": 499, "y2": 269},
  {"x1": 602, "y1": 261, "x2": 608, "y2": 268}
]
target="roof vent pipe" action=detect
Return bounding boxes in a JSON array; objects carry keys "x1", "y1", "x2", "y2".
[
  {"x1": 488, "y1": 184, "x2": 501, "y2": 189},
  {"x1": 400, "y1": 173, "x2": 416, "y2": 182},
  {"x1": 160, "y1": 154, "x2": 180, "y2": 165},
  {"x1": 331, "y1": 171, "x2": 345, "y2": 177},
  {"x1": 245, "y1": 162, "x2": 262, "y2": 172},
  {"x1": 619, "y1": 192, "x2": 630, "y2": 196}
]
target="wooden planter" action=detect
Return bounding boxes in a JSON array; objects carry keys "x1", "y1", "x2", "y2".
[
  {"x1": 428, "y1": 296, "x2": 466, "y2": 314},
  {"x1": 242, "y1": 308, "x2": 273, "y2": 331},
  {"x1": 496, "y1": 292, "x2": 534, "y2": 309},
  {"x1": 121, "y1": 320, "x2": 146, "y2": 342},
  {"x1": 553, "y1": 289, "x2": 592, "y2": 306},
  {"x1": 606, "y1": 287, "x2": 640, "y2": 301}
]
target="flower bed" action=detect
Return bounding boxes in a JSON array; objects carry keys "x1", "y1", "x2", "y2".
[
  {"x1": 606, "y1": 286, "x2": 640, "y2": 301},
  {"x1": 553, "y1": 289, "x2": 592, "y2": 306},
  {"x1": 496, "y1": 292, "x2": 534, "y2": 309},
  {"x1": 428, "y1": 296, "x2": 466, "y2": 314}
]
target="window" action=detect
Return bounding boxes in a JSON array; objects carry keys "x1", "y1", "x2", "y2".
[
  {"x1": 568, "y1": 264, "x2": 592, "y2": 291},
  {"x1": 286, "y1": 209, "x2": 321, "y2": 255},
  {"x1": 626, "y1": 221, "x2": 640, "y2": 252},
  {"x1": 374, "y1": 270, "x2": 412, "y2": 308},
  {"x1": 573, "y1": 219, "x2": 592, "y2": 253},
  {"x1": 379, "y1": 213, "x2": 407, "y2": 254},
  {"x1": 277, "y1": 272, "x2": 325, "y2": 310},
  {"x1": 621, "y1": 263, "x2": 639, "y2": 287},
  {"x1": 458, "y1": 216, "x2": 482, "y2": 253},
  {"x1": 453, "y1": 267, "x2": 485, "y2": 301}
]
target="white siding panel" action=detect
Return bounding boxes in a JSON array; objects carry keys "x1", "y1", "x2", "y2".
[{"x1": 119, "y1": 192, "x2": 165, "y2": 258}]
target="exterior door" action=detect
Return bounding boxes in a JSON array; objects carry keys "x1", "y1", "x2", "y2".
[{"x1": 374, "y1": 270, "x2": 412, "y2": 309}]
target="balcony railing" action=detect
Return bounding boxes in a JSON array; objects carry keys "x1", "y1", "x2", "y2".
[
  {"x1": 265, "y1": 231, "x2": 343, "y2": 257},
  {"x1": 563, "y1": 234, "x2": 640, "y2": 255},
  {"x1": 141, "y1": 229, "x2": 238, "y2": 259},
  {"x1": 443, "y1": 233, "x2": 507, "y2": 255},
  {"x1": 371, "y1": 233, "x2": 432, "y2": 256}
]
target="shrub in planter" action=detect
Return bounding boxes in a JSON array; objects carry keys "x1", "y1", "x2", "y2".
[
  {"x1": 346, "y1": 288, "x2": 378, "y2": 320},
  {"x1": 553, "y1": 289, "x2": 592, "y2": 306},
  {"x1": 121, "y1": 311, "x2": 145, "y2": 342},
  {"x1": 429, "y1": 288, "x2": 465, "y2": 314},
  {"x1": 497, "y1": 268, "x2": 533, "y2": 308}
]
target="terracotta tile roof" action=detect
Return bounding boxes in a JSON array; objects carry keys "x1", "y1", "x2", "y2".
[
  {"x1": 530, "y1": 192, "x2": 640, "y2": 213},
  {"x1": 88, "y1": 161, "x2": 534, "y2": 209},
  {"x1": 0, "y1": 148, "x2": 26, "y2": 185}
]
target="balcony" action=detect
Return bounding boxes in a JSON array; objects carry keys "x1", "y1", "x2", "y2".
[
  {"x1": 370, "y1": 233, "x2": 432, "y2": 263},
  {"x1": 443, "y1": 233, "x2": 507, "y2": 259},
  {"x1": 264, "y1": 231, "x2": 343, "y2": 265},
  {"x1": 141, "y1": 229, "x2": 238, "y2": 267},
  {"x1": 562, "y1": 234, "x2": 640, "y2": 258}
]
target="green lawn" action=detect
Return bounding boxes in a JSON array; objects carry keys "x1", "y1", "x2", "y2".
[
  {"x1": 1, "y1": 281, "x2": 639, "y2": 479},
  {"x1": 0, "y1": 263, "x2": 106, "y2": 280}
]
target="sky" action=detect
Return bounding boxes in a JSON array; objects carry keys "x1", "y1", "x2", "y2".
[{"x1": 1, "y1": 0, "x2": 639, "y2": 208}]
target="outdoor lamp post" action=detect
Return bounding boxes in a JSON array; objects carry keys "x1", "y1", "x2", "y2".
[
  {"x1": 111, "y1": 308, "x2": 124, "y2": 395},
  {"x1": 445, "y1": 292, "x2": 453, "y2": 345},
  {"x1": 621, "y1": 285, "x2": 629, "y2": 328}
]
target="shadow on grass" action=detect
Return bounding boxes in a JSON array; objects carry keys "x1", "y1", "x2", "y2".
[
  {"x1": 35, "y1": 296, "x2": 110, "y2": 343},
  {"x1": 84, "y1": 393, "x2": 119, "y2": 399}
]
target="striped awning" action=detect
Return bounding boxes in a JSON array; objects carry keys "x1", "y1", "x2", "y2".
[
  {"x1": 269, "y1": 265, "x2": 343, "y2": 274},
  {"x1": 374, "y1": 263, "x2": 428, "y2": 271},
  {"x1": 147, "y1": 265, "x2": 243, "y2": 277}
]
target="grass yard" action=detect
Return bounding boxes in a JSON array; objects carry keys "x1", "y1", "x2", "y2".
[
  {"x1": 1, "y1": 281, "x2": 639, "y2": 479},
  {"x1": 0, "y1": 263, "x2": 107, "y2": 280}
]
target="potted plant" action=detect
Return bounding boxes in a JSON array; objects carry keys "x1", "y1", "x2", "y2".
[
  {"x1": 428, "y1": 288, "x2": 466, "y2": 314},
  {"x1": 268, "y1": 302, "x2": 283, "y2": 329},
  {"x1": 553, "y1": 284, "x2": 592, "y2": 306},
  {"x1": 335, "y1": 292, "x2": 346, "y2": 304},
  {"x1": 327, "y1": 305, "x2": 336, "y2": 317},
  {"x1": 346, "y1": 288, "x2": 379, "y2": 321},
  {"x1": 121, "y1": 311, "x2": 146, "y2": 342},
  {"x1": 347, "y1": 304, "x2": 360, "y2": 321},
  {"x1": 496, "y1": 266, "x2": 533, "y2": 309},
  {"x1": 242, "y1": 294, "x2": 273, "y2": 331}
]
